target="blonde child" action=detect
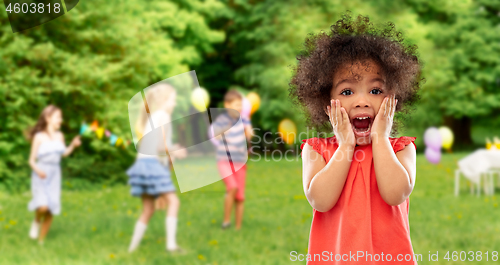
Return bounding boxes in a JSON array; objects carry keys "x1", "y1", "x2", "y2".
[
  {"x1": 28, "y1": 105, "x2": 81, "y2": 243},
  {"x1": 289, "y1": 14, "x2": 422, "y2": 264},
  {"x1": 126, "y1": 83, "x2": 186, "y2": 253}
]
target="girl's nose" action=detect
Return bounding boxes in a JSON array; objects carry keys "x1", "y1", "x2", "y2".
[{"x1": 355, "y1": 95, "x2": 370, "y2": 108}]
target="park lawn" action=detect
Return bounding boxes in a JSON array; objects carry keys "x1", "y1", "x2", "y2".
[{"x1": 0, "y1": 153, "x2": 500, "y2": 265}]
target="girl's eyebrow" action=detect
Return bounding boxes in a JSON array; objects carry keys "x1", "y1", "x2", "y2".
[
  {"x1": 334, "y1": 78, "x2": 357, "y2": 89},
  {"x1": 334, "y1": 77, "x2": 385, "y2": 90},
  {"x1": 369, "y1": 77, "x2": 385, "y2": 84}
]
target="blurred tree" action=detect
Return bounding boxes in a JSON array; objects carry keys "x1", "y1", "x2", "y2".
[
  {"x1": 404, "y1": 0, "x2": 500, "y2": 146},
  {"x1": 0, "y1": 0, "x2": 225, "y2": 191}
]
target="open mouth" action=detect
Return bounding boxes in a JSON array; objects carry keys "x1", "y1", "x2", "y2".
[{"x1": 351, "y1": 115, "x2": 372, "y2": 137}]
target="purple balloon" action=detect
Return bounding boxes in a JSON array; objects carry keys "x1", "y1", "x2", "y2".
[
  {"x1": 241, "y1": 97, "x2": 251, "y2": 118},
  {"x1": 425, "y1": 147, "x2": 441, "y2": 164},
  {"x1": 424, "y1": 127, "x2": 442, "y2": 151}
]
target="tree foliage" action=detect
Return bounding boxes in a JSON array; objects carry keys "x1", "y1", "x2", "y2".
[
  {"x1": 0, "y1": 0, "x2": 225, "y2": 191},
  {"x1": 403, "y1": 0, "x2": 500, "y2": 145}
]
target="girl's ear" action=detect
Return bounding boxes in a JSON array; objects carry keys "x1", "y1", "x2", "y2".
[{"x1": 323, "y1": 105, "x2": 329, "y2": 117}]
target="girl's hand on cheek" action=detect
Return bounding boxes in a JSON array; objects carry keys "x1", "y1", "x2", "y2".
[
  {"x1": 371, "y1": 95, "x2": 397, "y2": 141},
  {"x1": 327, "y1": 99, "x2": 355, "y2": 148}
]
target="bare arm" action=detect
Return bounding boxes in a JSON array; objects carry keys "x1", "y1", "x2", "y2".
[
  {"x1": 302, "y1": 99, "x2": 357, "y2": 212},
  {"x1": 370, "y1": 95, "x2": 416, "y2": 206},
  {"x1": 372, "y1": 138, "x2": 416, "y2": 206},
  {"x1": 28, "y1": 134, "x2": 45, "y2": 178},
  {"x1": 62, "y1": 133, "x2": 80, "y2": 157},
  {"x1": 302, "y1": 143, "x2": 354, "y2": 212},
  {"x1": 244, "y1": 125, "x2": 253, "y2": 141}
]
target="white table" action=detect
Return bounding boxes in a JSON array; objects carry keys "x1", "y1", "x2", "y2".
[{"x1": 455, "y1": 149, "x2": 500, "y2": 196}]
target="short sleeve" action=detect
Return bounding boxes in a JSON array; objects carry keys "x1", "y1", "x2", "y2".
[
  {"x1": 242, "y1": 117, "x2": 252, "y2": 127},
  {"x1": 300, "y1": 138, "x2": 325, "y2": 156},
  {"x1": 391, "y1": 136, "x2": 417, "y2": 153}
]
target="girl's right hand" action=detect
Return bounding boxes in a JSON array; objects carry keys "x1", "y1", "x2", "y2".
[
  {"x1": 326, "y1": 99, "x2": 355, "y2": 148},
  {"x1": 37, "y1": 170, "x2": 46, "y2": 179}
]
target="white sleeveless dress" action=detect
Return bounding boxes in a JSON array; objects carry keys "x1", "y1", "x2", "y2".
[{"x1": 28, "y1": 138, "x2": 66, "y2": 215}]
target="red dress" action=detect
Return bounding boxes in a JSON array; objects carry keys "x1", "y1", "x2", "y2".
[{"x1": 300, "y1": 135, "x2": 418, "y2": 264}]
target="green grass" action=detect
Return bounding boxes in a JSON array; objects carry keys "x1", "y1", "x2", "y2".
[{"x1": 1, "y1": 153, "x2": 500, "y2": 264}]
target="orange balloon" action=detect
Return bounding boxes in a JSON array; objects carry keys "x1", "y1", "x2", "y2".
[
  {"x1": 247, "y1": 92, "x2": 261, "y2": 115},
  {"x1": 278, "y1": 119, "x2": 297, "y2": 145}
]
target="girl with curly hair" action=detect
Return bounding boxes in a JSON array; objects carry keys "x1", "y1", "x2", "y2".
[{"x1": 289, "y1": 13, "x2": 423, "y2": 264}]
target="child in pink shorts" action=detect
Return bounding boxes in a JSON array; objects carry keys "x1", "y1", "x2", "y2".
[{"x1": 212, "y1": 90, "x2": 253, "y2": 230}]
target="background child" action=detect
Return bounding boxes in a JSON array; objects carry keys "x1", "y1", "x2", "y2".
[
  {"x1": 28, "y1": 105, "x2": 81, "y2": 244},
  {"x1": 289, "y1": 14, "x2": 422, "y2": 264},
  {"x1": 212, "y1": 90, "x2": 253, "y2": 230},
  {"x1": 126, "y1": 83, "x2": 186, "y2": 253}
]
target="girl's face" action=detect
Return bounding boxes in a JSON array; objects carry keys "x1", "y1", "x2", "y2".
[
  {"x1": 46, "y1": 110, "x2": 63, "y2": 130},
  {"x1": 330, "y1": 60, "x2": 387, "y2": 145}
]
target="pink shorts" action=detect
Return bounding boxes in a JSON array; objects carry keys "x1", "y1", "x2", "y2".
[{"x1": 217, "y1": 161, "x2": 247, "y2": 201}]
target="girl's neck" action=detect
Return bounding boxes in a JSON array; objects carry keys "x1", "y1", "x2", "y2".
[{"x1": 45, "y1": 126, "x2": 57, "y2": 140}]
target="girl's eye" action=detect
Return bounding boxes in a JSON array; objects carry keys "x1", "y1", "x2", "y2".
[
  {"x1": 340, "y1": 89, "x2": 353, "y2": 96},
  {"x1": 370, "y1": 88, "x2": 383, "y2": 95}
]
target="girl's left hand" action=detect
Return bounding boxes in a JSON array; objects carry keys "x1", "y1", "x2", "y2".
[
  {"x1": 71, "y1": 135, "x2": 82, "y2": 147},
  {"x1": 371, "y1": 94, "x2": 397, "y2": 141}
]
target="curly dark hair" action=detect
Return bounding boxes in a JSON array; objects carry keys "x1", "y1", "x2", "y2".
[{"x1": 289, "y1": 13, "x2": 424, "y2": 134}]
